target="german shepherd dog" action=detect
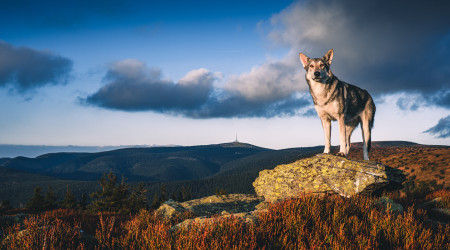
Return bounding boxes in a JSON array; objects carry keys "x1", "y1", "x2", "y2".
[{"x1": 299, "y1": 49, "x2": 375, "y2": 160}]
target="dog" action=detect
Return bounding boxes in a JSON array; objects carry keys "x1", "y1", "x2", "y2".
[{"x1": 299, "y1": 49, "x2": 376, "y2": 160}]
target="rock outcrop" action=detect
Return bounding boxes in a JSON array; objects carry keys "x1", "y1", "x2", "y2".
[
  {"x1": 155, "y1": 194, "x2": 263, "y2": 219},
  {"x1": 154, "y1": 194, "x2": 265, "y2": 231},
  {"x1": 253, "y1": 154, "x2": 406, "y2": 202}
]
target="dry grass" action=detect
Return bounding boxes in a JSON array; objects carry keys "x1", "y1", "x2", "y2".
[
  {"x1": 348, "y1": 144, "x2": 449, "y2": 188},
  {"x1": 1, "y1": 193, "x2": 449, "y2": 249}
]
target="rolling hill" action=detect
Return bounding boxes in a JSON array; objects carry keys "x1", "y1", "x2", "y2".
[
  {"x1": 1, "y1": 142, "x2": 270, "y2": 182},
  {"x1": 0, "y1": 141, "x2": 448, "y2": 208}
]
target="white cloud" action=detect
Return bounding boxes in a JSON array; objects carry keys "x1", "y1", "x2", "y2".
[{"x1": 225, "y1": 51, "x2": 305, "y2": 101}]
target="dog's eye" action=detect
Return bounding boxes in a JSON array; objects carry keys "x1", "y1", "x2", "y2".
[
  {"x1": 309, "y1": 65, "x2": 314, "y2": 68},
  {"x1": 320, "y1": 64, "x2": 324, "y2": 68}
]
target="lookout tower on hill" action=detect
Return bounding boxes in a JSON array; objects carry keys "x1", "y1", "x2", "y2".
[{"x1": 234, "y1": 133, "x2": 239, "y2": 143}]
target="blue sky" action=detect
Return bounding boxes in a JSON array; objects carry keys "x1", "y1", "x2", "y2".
[{"x1": 0, "y1": 0, "x2": 449, "y2": 152}]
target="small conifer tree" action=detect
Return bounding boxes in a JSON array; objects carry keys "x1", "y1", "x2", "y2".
[
  {"x1": 89, "y1": 171, "x2": 130, "y2": 213},
  {"x1": 181, "y1": 186, "x2": 192, "y2": 201},
  {"x1": 129, "y1": 183, "x2": 148, "y2": 213},
  {"x1": 26, "y1": 186, "x2": 45, "y2": 211},
  {"x1": 78, "y1": 193, "x2": 88, "y2": 209},
  {"x1": 61, "y1": 185, "x2": 78, "y2": 209},
  {"x1": 151, "y1": 193, "x2": 160, "y2": 209},
  {"x1": 44, "y1": 186, "x2": 58, "y2": 210},
  {"x1": 160, "y1": 184, "x2": 167, "y2": 202}
]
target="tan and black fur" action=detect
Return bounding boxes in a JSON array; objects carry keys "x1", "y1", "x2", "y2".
[{"x1": 299, "y1": 49, "x2": 375, "y2": 160}]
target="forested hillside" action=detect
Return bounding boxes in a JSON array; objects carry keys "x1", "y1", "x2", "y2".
[{"x1": 0, "y1": 141, "x2": 448, "y2": 208}]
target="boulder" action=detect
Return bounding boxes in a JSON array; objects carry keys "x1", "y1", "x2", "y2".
[
  {"x1": 181, "y1": 194, "x2": 263, "y2": 216},
  {"x1": 154, "y1": 194, "x2": 265, "y2": 232},
  {"x1": 155, "y1": 194, "x2": 263, "y2": 220},
  {"x1": 169, "y1": 212, "x2": 260, "y2": 232},
  {"x1": 253, "y1": 154, "x2": 406, "y2": 202},
  {"x1": 154, "y1": 200, "x2": 187, "y2": 219}
]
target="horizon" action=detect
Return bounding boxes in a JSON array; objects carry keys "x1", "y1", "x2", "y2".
[
  {"x1": 0, "y1": 139, "x2": 439, "y2": 158},
  {"x1": 1, "y1": 0, "x2": 449, "y2": 152}
]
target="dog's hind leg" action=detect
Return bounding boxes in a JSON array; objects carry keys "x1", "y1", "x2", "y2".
[
  {"x1": 320, "y1": 118, "x2": 332, "y2": 154},
  {"x1": 361, "y1": 105, "x2": 375, "y2": 160},
  {"x1": 361, "y1": 127, "x2": 370, "y2": 160},
  {"x1": 361, "y1": 118, "x2": 372, "y2": 160}
]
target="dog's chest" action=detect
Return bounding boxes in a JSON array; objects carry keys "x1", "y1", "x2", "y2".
[
  {"x1": 308, "y1": 80, "x2": 337, "y2": 105},
  {"x1": 314, "y1": 101, "x2": 341, "y2": 120},
  {"x1": 308, "y1": 80, "x2": 343, "y2": 119}
]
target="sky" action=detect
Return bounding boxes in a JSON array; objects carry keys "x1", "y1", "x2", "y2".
[{"x1": 0, "y1": 0, "x2": 449, "y2": 152}]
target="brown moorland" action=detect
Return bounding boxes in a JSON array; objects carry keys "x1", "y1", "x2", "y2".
[
  {"x1": 348, "y1": 142, "x2": 449, "y2": 188},
  {"x1": 1, "y1": 142, "x2": 449, "y2": 249}
]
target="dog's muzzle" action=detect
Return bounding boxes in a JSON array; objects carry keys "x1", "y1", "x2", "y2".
[{"x1": 313, "y1": 71, "x2": 322, "y2": 80}]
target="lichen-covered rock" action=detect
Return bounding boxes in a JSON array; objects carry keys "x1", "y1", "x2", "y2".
[
  {"x1": 154, "y1": 200, "x2": 187, "y2": 219},
  {"x1": 155, "y1": 194, "x2": 265, "y2": 232},
  {"x1": 155, "y1": 194, "x2": 263, "y2": 220},
  {"x1": 181, "y1": 194, "x2": 263, "y2": 217},
  {"x1": 169, "y1": 212, "x2": 260, "y2": 232},
  {"x1": 253, "y1": 154, "x2": 406, "y2": 202}
]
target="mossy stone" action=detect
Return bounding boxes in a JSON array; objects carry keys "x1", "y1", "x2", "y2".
[{"x1": 253, "y1": 154, "x2": 406, "y2": 202}]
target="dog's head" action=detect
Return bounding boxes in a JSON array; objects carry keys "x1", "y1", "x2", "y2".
[{"x1": 299, "y1": 49, "x2": 334, "y2": 83}]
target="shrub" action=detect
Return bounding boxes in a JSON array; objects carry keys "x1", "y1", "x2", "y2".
[
  {"x1": 1, "y1": 214, "x2": 83, "y2": 249},
  {"x1": 118, "y1": 209, "x2": 171, "y2": 249},
  {"x1": 255, "y1": 194, "x2": 448, "y2": 249},
  {"x1": 2, "y1": 193, "x2": 449, "y2": 249},
  {"x1": 426, "y1": 189, "x2": 450, "y2": 209}
]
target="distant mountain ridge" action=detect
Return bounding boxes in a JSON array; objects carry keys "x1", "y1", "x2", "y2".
[
  {"x1": 0, "y1": 144, "x2": 180, "y2": 158},
  {"x1": 0, "y1": 141, "x2": 271, "y2": 182}
]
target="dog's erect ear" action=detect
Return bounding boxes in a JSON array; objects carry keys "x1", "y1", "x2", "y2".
[
  {"x1": 323, "y1": 49, "x2": 334, "y2": 65},
  {"x1": 299, "y1": 53, "x2": 310, "y2": 68}
]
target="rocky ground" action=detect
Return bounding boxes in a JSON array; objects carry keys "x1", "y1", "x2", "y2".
[
  {"x1": 155, "y1": 154, "x2": 448, "y2": 229},
  {"x1": 155, "y1": 194, "x2": 267, "y2": 231}
]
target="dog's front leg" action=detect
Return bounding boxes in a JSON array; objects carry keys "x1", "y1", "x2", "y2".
[
  {"x1": 337, "y1": 115, "x2": 347, "y2": 157},
  {"x1": 320, "y1": 118, "x2": 331, "y2": 154}
]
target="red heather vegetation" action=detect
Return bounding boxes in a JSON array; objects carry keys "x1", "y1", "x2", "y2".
[
  {"x1": 1, "y1": 193, "x2": 449, "y2": 249},
  {"x1": 348, "y1": 144, "x2": 449, "y2": 188}
]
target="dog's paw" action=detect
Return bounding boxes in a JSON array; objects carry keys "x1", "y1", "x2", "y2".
[{"x1": 335, "y1": 152, "x2": 346, "y2": 158}]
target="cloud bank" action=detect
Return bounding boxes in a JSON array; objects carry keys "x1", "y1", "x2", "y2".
[
  {"x1": 82, "y1": 59, "x2": 311, "y2": 118},
  {"x1": 424, "y1": 115, "x2": 450, "y2": 139},
  {"x1": 85, "y1": 0, "x2": 450, "y2": 118},
  {"x1": 84, "y1": 60, "x2": 214, "y2": 112},
  {"x1": 0, "y1": 40, "x2": 73, "y2": 93}
]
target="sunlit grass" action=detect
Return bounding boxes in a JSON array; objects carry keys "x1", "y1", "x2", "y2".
[{"x1": 1, "y1": 192, "x2": 448, "y2": 249}]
